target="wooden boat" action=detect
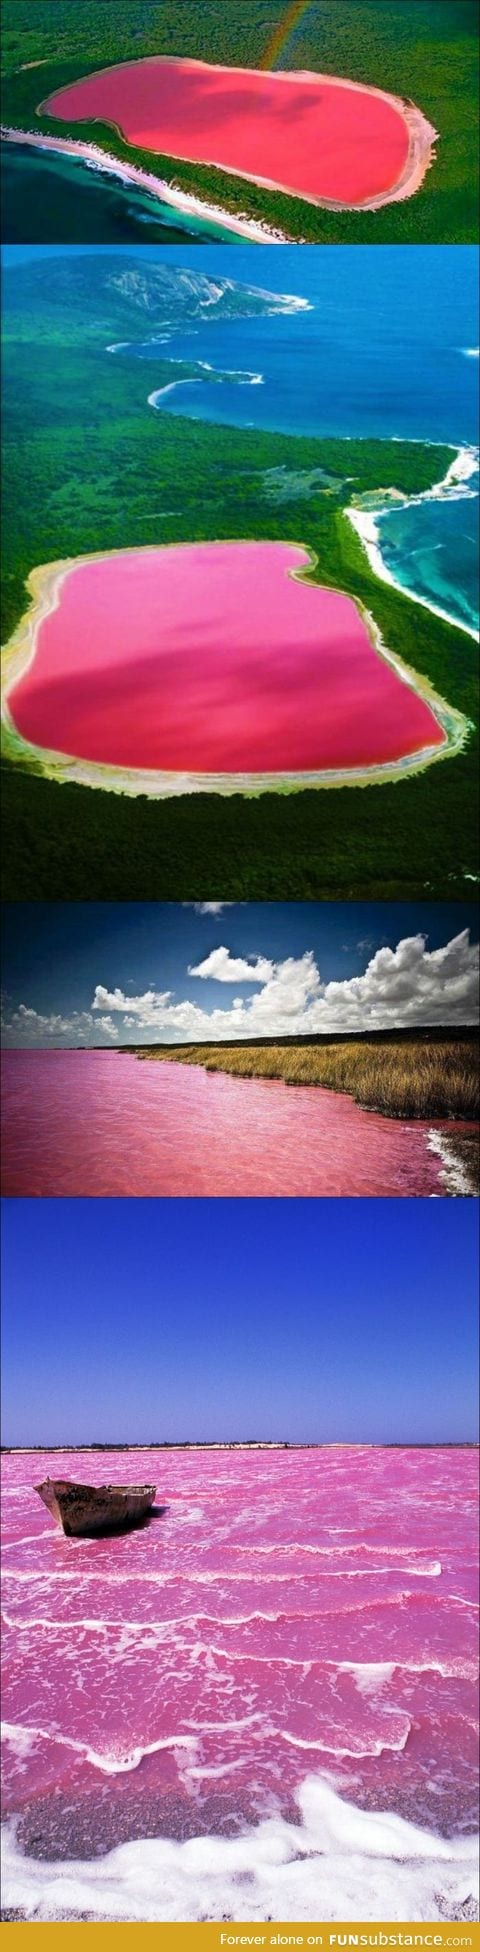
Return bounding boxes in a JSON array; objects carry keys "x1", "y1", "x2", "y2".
[{"x1": 35, "y1": 1477, "x2": 157, "y2": 1537}]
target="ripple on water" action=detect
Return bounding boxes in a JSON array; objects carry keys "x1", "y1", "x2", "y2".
[{"x1": 1, "y1": 1049, "x2": 452, "y2": 1197}]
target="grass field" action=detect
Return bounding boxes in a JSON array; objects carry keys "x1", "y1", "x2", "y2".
[
  {"x1": 133, "y1": 1033, "x2": 480, "y2": 1124},
  {"x1": 1, "y1": 0, "x2": 478, "y2": 241}
]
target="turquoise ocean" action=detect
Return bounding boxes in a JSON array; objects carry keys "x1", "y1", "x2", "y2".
[{"x1": 120, "y1": 244, "x2": 479, "y2": 634}]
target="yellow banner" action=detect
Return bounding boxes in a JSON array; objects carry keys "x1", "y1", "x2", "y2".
[{"x1": 2, "y1": 1926, "x2": 479, "y2": 1951}]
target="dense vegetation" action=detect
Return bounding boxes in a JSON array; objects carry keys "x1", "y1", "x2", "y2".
[
  {"x1": 2, "y1": 0, "x2": 478, "y2": 242},
  {"x1": 2, "y1": 266, "x2": 478, "y2": 902},
  {"x1": 134, "y1": 1034, "x2": 480, "y2": 1125}
]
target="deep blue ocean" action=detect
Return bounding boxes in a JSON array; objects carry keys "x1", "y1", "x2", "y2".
[
  {"x1": 123, "y1": 245, "x2": 479, "y2": 631},
  {"x1": 6, "y1": 240, "x2": 479, "y2": 629}
]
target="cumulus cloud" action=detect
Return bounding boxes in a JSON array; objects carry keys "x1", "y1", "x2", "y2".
[
  {"x1": 92, "y1": 985, "x2": 172, "y2": 1018},
  {"x1": 188, "y1": 946, "x2": 274, "y2": 983},
  {"x1": 189, "y1": 902, "x2": 235, "y2": 915},
  {"x1": 90, "y1": 933, "x2": 478, "y2": 1039},
  {"x1": 1, "y1": 1006, "x2": 119, "y2": 1047},
  {"x1": 3, "y1": 932, "x2": 478, "y2": 1048},
  {"x1": 315, "y1": 931, "x2": 479, "y2": 1032}
]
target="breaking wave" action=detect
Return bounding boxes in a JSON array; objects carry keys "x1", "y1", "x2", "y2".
[{"x1": 2, "y1": 1777, "x2": 478, "y2": 1923}]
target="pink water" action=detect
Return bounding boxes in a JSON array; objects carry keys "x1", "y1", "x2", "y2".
[
  {"x1": 1, "y1": 1448, "x2": 478, "y2": 1916},
  {"x1": 8, "y1": 544, "x2": 444, "y2": 776},
  {"x1": 44, "y1": 57, "x2": 411, "y2": 208},
  {"x1": 1, "y1": 1050, "x2": 454, "y2": 1198}
]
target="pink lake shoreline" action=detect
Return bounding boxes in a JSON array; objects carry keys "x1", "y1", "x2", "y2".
[
  {"x1": 41, "y1": 57, "x2": 437, "y2": 213},
  {"x1": 4, "y1": 540, "x2": 452, "y2": 796},
  {"x1": 1, "y1": 1049, "x2": 475, "y2": 1199},
  {"x1": 1, "y1": 1445, "x2": 478, "y2": 1921}
]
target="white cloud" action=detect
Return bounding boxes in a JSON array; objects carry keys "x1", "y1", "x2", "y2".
[
  {"x1": 189, "y1": 902, "x2": 235, "y2": 915},
  {"x1": 92, "y1": 984, "x2": 172, "y2": 1017},
  {"x1": 3, "y1": 933, "x2": 478, "y2": 1049},
  {"x1": 90, "y1": 933, "x2": 477, "y2": 1039},
  {"x1": 188, "y1": 946, "x2": 274, "y2": 983},
  {"x1": 314, "y1": 931, "x2": 479, "y2": 1031},
  {"x1": 1, "y1": 1006, "x2": 119, "y2": 1047}
]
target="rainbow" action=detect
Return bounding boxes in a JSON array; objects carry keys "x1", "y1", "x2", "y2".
[{"x1": 259, "y1": 0, "x2": 313, "y2": 71}]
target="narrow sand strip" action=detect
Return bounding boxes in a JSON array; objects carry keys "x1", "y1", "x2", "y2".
[{"x1": 0, "y1": 127, "x2": 287, "y2": 244}]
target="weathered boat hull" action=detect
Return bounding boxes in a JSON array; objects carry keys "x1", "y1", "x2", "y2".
[{"x1": 35, "y1": 1477, "x2": 157, "y2": 1537}]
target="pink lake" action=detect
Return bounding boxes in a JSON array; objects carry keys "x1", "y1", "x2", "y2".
[
  {"x1": 43, "y1": 58, "x2": 412, "y2": 209},
  {"x1": 1, "y1": 1447, "x2": 478, "y2": 1920},
  {"x1": 0, "y1": 1049, "x2": 462, "y2": 1198},
  {"x1": 8, "y1": 543, "x2": 444, "y2": 777}
]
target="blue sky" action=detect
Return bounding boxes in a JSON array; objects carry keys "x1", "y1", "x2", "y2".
[
  {"x1": 2, "y1": 902, "x2": 478, "y2": 1045},
  {"x1": 1, "y1": 1198, "x2": 478, "y2": 1447}
]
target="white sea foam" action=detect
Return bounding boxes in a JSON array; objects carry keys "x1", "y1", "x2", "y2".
[
  {"x1": 347, "y1": 1663, "x2": 396, "y2": 1695},
  {"x1": 346, "y1": 444, "x2": 480, "y2": 642},
  {"x1": 427, "y1": 1130, "x2": 476, "y2": 1198},
  {"x1": 3, "y1": 1621, "x2": 475, "y2": 1683},
  {"x1": 2, "y1": 1777, "x2": 477, "y2": 1923},
  {"x1": 1, "y1": 1530, "x2": 54, "y2": 1548},
  {"x1": 147, "y1": 379, "x2": 203, "y2": 407},
  {"x1": 147, "y1": 369, "x2": 264, "y2": 410},
  {"x1": 0, "y1": 127, "x2": 292, "y2": 244},
  {"x1": 281, "y1": 1723, "x2": 411, "y2": 1759},
  {"x1": 0, "y1": 1547, "x2": 444, "y2": 1577},
  {"x1": 1, "y1": 1719, "x2": 197, "y2": 1777}
]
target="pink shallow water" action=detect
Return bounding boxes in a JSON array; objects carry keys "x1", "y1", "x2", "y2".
[
  {"x1": 2, "y1": 1446, "x2": 478, "y2": 1851},
  {"x1": 8, "y1": 544, "x2": 444, "y2": 775},
  {"x1": 1, "y1": 1049, "x2": 454, "y2": 1198},
  {"x1": 44, "y1": 58, "x2": 411, "y2": 208}
]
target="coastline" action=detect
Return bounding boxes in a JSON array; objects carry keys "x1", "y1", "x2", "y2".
[
  {"x1": 0, "y1": 127, "x2": 287, "y2": 245},
  {"x1": 147, "y1": 369, "x2": 265, "y2": 408},
  {"x1": 130, "y1": 1042, "x2": 479, "y2": 1194},
  {"x1": 1, "y1": 1782, "x2": 478, "y2": 1923},
  {"x1": 346, "y1": 445, "x2": 480, "y2": 643},
  {"x1": 1, "y1": 540, "x2": 466, "y2": 800}
]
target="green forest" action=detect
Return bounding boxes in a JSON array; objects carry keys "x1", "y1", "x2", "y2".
[
  {"x1": 1, "y1": 0, "x2": 478, "y2": 242},
  {"x1": 1, "y1": 301, "x2": 478, "y2": 902}
]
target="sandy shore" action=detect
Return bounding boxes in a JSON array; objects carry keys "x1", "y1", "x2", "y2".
[
  {"x1": 1, "y1": 541, "x2": 466, "y2": 800},
  {"x1": 347, "y1": 445, "x2": 479, "y2": 643},
  {"x1": 0, "y1": 126, "x2": 287, "y2": 243},
  {"x1": 2, "y1": 1799, "x2": 478, "y2": 1924}
]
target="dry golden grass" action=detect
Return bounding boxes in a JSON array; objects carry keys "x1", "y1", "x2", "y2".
[{"x1": 136, "y1": 1037, "x2": 479, "y2": 1122}]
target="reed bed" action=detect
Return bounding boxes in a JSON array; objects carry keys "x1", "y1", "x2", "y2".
[{"x1": 136, "y1": 1038, "x2": 479, "y2": 1123}]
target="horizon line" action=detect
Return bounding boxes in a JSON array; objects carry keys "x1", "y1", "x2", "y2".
[{"x1": 3, "y1": 1440, "x2": 478, "y2": 1453}]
